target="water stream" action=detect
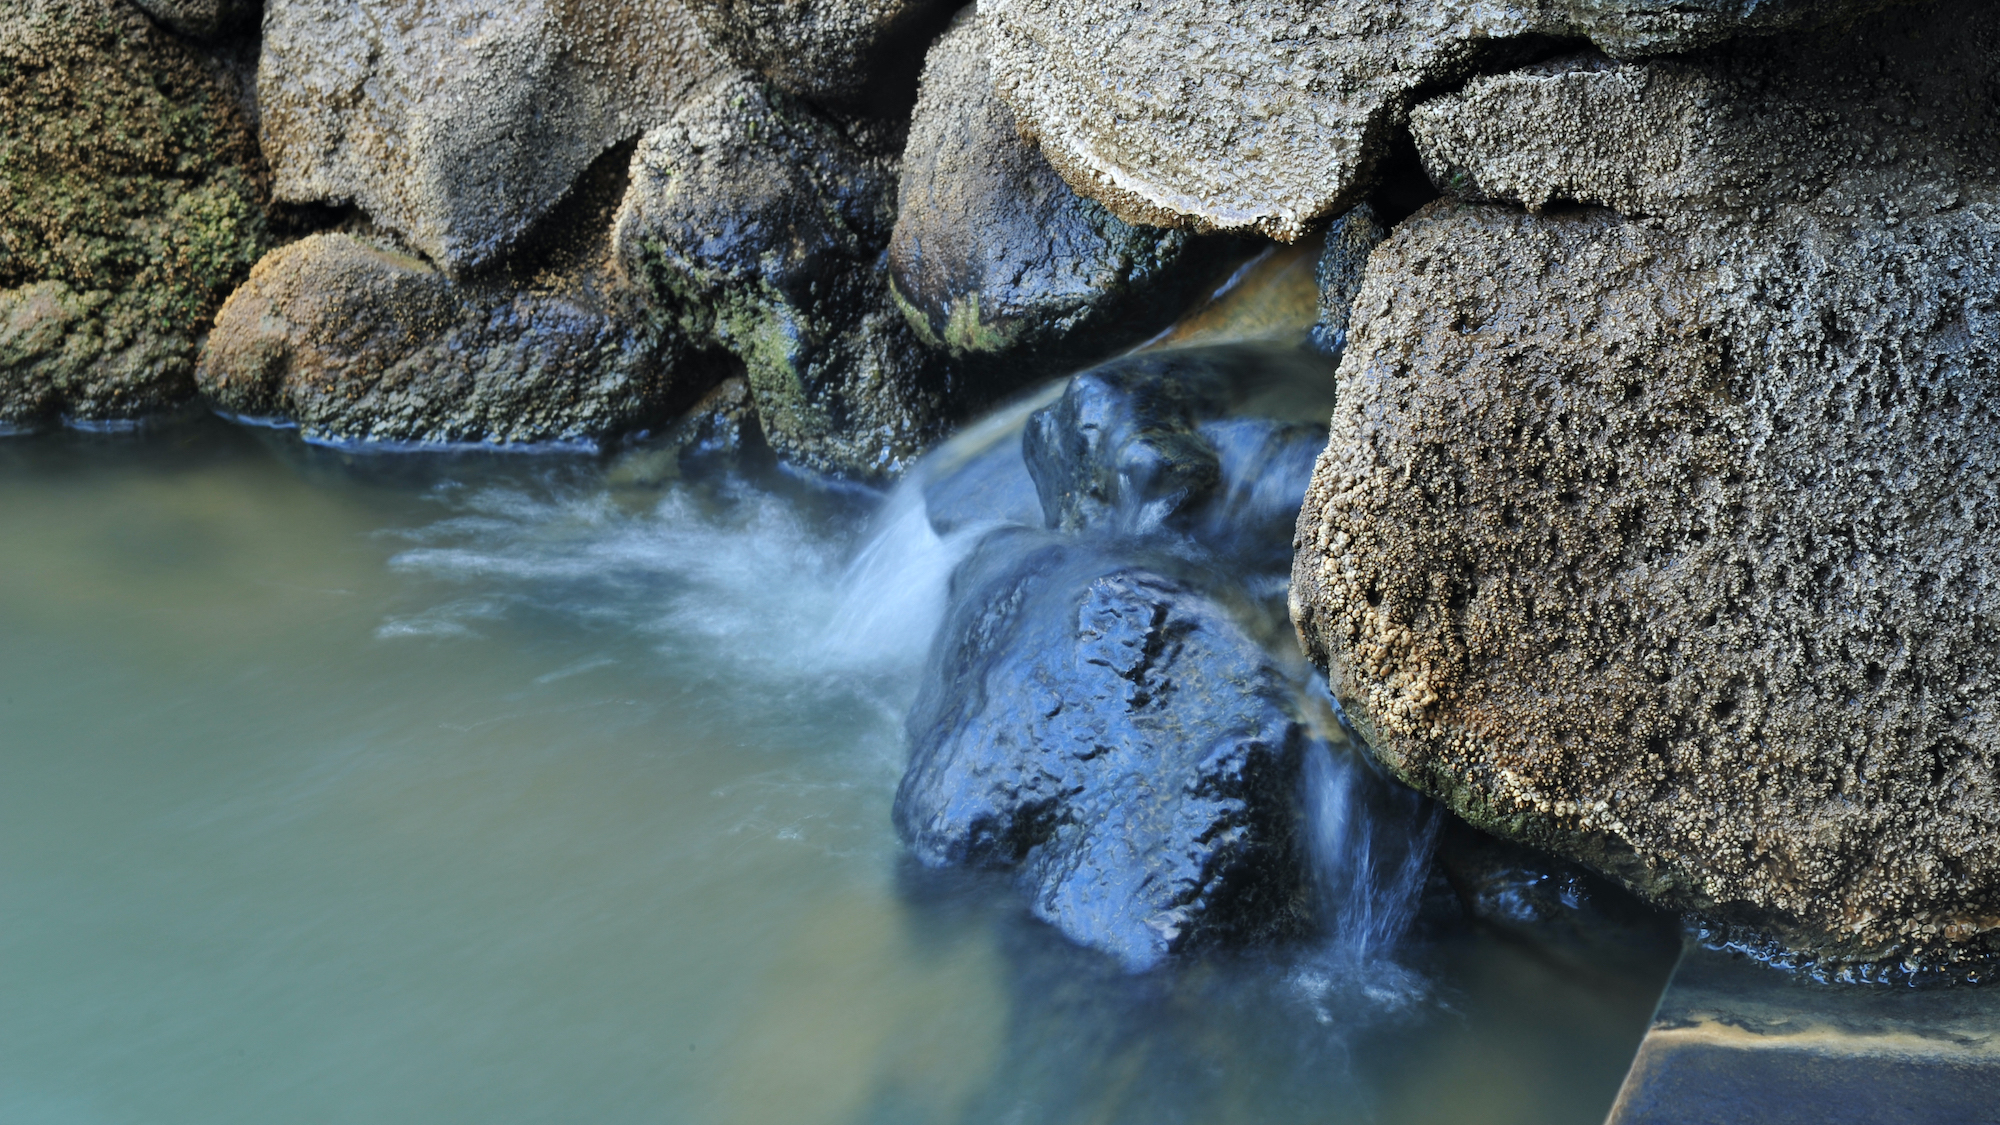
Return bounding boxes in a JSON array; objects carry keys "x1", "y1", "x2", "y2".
[{"x1": 0, "y1": 414, "x2": 1674, "y2": 1125}]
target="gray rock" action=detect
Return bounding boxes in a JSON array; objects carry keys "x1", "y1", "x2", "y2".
[
  {"x1": 614, "y1": 72, "x2": 949, "y2": 479},
  {"x1": 197, "y1": 229, "x2": 684, "y2": 446},
  {"x1": 983, "y1": 0, "x2": 1911, "y2": 241},
  {"x1": 0, "y1": 0, "x2": 269, "y2": 431},
  {"x1": 258, "y1": 0, "x2": 722, "y2": 274},
  {"x1": 889, "y1": 12, "x2": 1212, "y2": 366},
  {"x1": 1308, "y1": 204, "x2": 1385, "y2": 358},
  {"x1": 129, "y1": 0, "x2": 259, "y2": 39},
  {"x1": 685, "y1": 0, "x2": 958, "y2": 116},
  {"x1": 1292, "y1": 1, "x2": 2000, "y2": 972}
]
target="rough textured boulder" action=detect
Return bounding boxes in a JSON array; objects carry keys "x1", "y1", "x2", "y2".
[
  {"x1": 129, "y1": 0, "x2": 259, "y2": 40},
  {"x1": 615, "y1": 72, "x2": 948, "y2": 478},
  {"x1": 1309, "y1": 205, "x2": 1386, "y2": 358},
  {"x1": 258, "y1": 0, "x2": 721, "y2": 274},
  {"x1": 889, "y1": 13, "x2": 1214, "y2": 367},
  {"x1": 685, "y1": 0, "x2": 958, "y2": 117},
  {"x1": 983, "y1": 0, "x2": 1910, "y2": 241},
  {"x1": 896, "y1": 532, "x2": 1315, "y2": 970},
  {"x1": 1292, "y1": 1, "x2": 2000, "y2": 973},
  {"x1": 0, "y1": 0, "x2": 269, "y2": 431},
  {"x1": 198, "y1": 229, "x2": 684, "y2": 446}
]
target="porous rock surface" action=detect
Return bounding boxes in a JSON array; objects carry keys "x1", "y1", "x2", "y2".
[
  {"x1": 198, "y1": 231, "x2": 683, "y2": 446},
  {"x1": 1292, "y1": 1, "x2": 2000, "y2": 970},
  {"x1": 686, "y1": 0, "x2": 958, "y2": 116},
  {"x1": 889, "y1": 13, "x2": 1211, "y2": 366},
  {"x1": 259, "y1": 0, "x2": 722, "y2": 274},
  {"x1": 615, "y1": 72, "x2": 948, "y2": 478},
  {"x1": 983, "y1": 0, "x2": 1910, "y2": 241},
  {"x1": 129, "y1": 0, "x2": 259, "y2": 40},
  {"x1": 0, "y1": 0, "x2": 268, "y2": 429}
]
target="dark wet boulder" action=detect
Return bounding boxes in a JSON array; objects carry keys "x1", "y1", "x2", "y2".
[
  {"x1": 615, "y1": 72, "x2": 950, "y2": 479},
  {"x1": 685, "y1": 0, "x2": 959, "y2": 117},
  {"x1": 895, "y1": 532, "x2": 1315, "y2": 969},
  {"x1": 889, "y1": 12, "x2": 1217, "y2": 368},
  {"x1": 0, "y1": 0, "x2": 269, "y2": 431},
  {"x1": 129, "y1": 0, "x2": 259, "y2": 40},
  {"x1": 1309, "y1": 204, "x2": 1386, "y2": 358}
]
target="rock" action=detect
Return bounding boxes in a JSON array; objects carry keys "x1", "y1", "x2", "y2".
[
  {"x1": 889, "y1": 12, "x2": 1215, "y2": 367},
  {"x1": 1291, "y1": 2, "x2": 2000, "y2": 971},
  {"x1": 1309, "y1": 204, "x2": 1386, "y2": 358},
  {"x1": 685, "y1": 0, "x2": 958, "y2": 117},
  {"x1": 198, "y1": 230, "x2": 684, "y2": 446},
  {"x1": 895, "y1": 531, "x2": 1315, "y2": 969},
  {"x1": 615, "y1": 72, "x2": 949, "y2": 479},
  {"x1": 604, "y1": 376, "x2": 770, "y2": 487},
  {"x1": 258, "y1": 0, "x2": 722, "y2": 274},
  {"x1": 129, "y1": 0, "x2": 259, "y2": 40},
  {"x1": 0, "y1": 0, "x2": 269, "y2": 431},
  {"x1": 982, "y1": 0, "x2": 1909, "y2": 241}
]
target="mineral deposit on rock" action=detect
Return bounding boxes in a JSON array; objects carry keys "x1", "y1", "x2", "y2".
[
  {"x1": 685, "y1": 0, "x2": 958, "y2": 116},
  {"x1": 259, "y1": 0, "x2": 722, "y2": 274},
  {"x1": 1292, "y1": 0, "x2": 2000, "y2": 971}
]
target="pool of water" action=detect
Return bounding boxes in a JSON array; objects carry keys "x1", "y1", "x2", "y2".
[{"x1": 0, "y1": 417, "x2": 1674, "y2": 1125}]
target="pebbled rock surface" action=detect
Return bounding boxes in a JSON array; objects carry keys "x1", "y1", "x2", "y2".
[
  {"x1": 889, "y1": 12, "x2": 1214, "y2": 368},
  {"x1": 1292, "y1": 1, "x2": 2000, "y2": 971},
  {"x1": 685, "y1": 0, "x2": 958, "y2": 117},
  {"x1": 896, "y1": 532, "x2": 1315, "y2": 970},
  {"x1": 259, "y1": 0, "x2": 722, "y2": 274},
  {"x1": 0, "y1": 0, "x2": 269, "y2": 430},
  {"x1": 983, "y1": 0, "x2": 1910, "y2": 241},
  {"x1": 615, "y1": 72, "x2": 949, "y2": 479},
  {"x1": 129, "y1": 0, "x2": 259, "y2": 40}
]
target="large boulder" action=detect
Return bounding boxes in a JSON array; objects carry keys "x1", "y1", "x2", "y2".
[
  {"x1": 0, "y1": 0, "x2": 269, "y2": 431},
  {"x1": 614, "y1": 72, "x2": 948, "y2": 478},
  {"x1": 982, "y1": 0, "x2": 1911, "y2": 241},
  {"x1": 889, "y1": 12, "x2": 1216, "y2": 367},
  {"x1": 1291, "y1": 1, "x2": 2000, "y2": 973},
  {"x1": 258, "y1": 0, "x2": 722, "y2": 274},
  {"x1": 685, "y1": 0, "x2": 959, "y2": 117}
]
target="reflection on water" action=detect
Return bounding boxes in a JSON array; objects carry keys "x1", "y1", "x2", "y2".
[{"x1": 0, "y1": 418, "x2": 1672, "y2": 1125}]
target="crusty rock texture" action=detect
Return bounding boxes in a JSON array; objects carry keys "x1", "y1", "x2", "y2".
[
  {"x1": 197, "y1": 228, "x2": 684, "y2": 446},
  {"x1": 983, "y1": 0, "x2": 1911, "y2": 242},
  {"x1": 685, "y1": 0, "x2": 958, "y2": 116},
  {"x1": 129, "y1": 0, "x2": 259, "y2": 39},
  {"x1": 1292, "y1": 1, "x2": 2000, "y2": 972},
  {"x1": 0, "y1": 0, "x2": 269, "y2": 430},
  {"x1": 615, "y1": 72, "x2": 948, "y2": 478},
  {"x1": 258, "y1": 0, "x2": 722, "y2": 274},
  {"x1": 888, "y1": 12, "x2": 1215, "y2": 368}
]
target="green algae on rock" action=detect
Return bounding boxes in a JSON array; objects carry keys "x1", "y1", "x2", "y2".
[{"x1": 0, "y1": 0, "x2": 268, "y2": 430}]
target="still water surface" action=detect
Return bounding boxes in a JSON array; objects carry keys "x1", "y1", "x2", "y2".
[{"x1": 1, "y1": 419, "x2": 1671, "y2": 1125}]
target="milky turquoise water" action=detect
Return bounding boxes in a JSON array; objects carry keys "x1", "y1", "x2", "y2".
[{"x1": 0, "y1": 418, "x2": 1673, "y2": 1125}]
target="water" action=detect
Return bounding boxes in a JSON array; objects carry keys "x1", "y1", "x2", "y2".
[{"x1": 0, "y1": 417, "x2": 1674, "y2": 1125}]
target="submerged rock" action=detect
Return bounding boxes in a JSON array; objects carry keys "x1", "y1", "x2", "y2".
[
  {"x1": 1292, "y1": 2, "x2": 2000, "y2": 971},
  {"x1": 685, "y1": 0, "x2": 958, "y2": 117},
  {"x1": 615, "y1": 72, "x2": 949, "y2": 478},
  {"x1": 983, "y1": 0, "x2": 1908, "y2": 241},
  {"x1": 896, "y1": 533, "x2": 1315, "y2": 969},
  {"x1": 0, "y1": 0, "x2": 269, "y2": 431},
  {"x1": 258, "y1": 0, "x2": 722, "y2": 273},
  {"x1": 889, "y1": 13, "x2": 1215, "y2": 367}
]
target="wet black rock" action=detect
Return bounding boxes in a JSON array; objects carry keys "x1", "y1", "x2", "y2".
[
  {"x1": 895, "y1": 531, "x2": 1316, "y2": 969},
  {"x1": 1309, "y1": 204, "x2": 1386, "y2": 358}
]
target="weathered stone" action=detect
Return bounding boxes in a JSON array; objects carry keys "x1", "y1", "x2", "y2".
[
  {"x1": 896, "y1": 531, "x2": 1315, "y2": 970},
  {"x1": 129, "y1": 0, "x2": 259, "y2": 40},
  {"x1": 983, "y1": 0, "x2": 1910, "y2": 241},
  {"x1": 615, "y1": 72, "x2": 948, "y2": 478},
  {"x1": 0, "y1": 0, "x2": 269, "y2": 431},
  {"x1": 198, "y1": 230, "x2": 683, "y2": 446},
  {"x1": 1292, "y1": 2, "x2": 2000, "y2": 970},
  {"x1": 1309, "y1": 204, "x2": 1385, "y2": 358},
  {"x1": 258, "y1": 0, "x2": 722, "y2": 274},
  {"x1": 889, "y1": 12, "x2": 1212, "y2": 367},
  {"x1": 685, "y1": 0, "x2": 957, "y2": 116}
]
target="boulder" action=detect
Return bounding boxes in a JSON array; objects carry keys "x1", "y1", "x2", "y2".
[
  {"x1": 982, "y1": 0, "x2": 1910, "y2": 241},
  {"x1": 889, "y1": 12, "x2": 1215, "y2": 367},
  {"x1": 896, "y1": 531, "x2": 1316, "y2": 969},
  {"x1": 198, "y1": 229, "x2": 684, "y2": 446},
  {"x1": 0, "y1": 0, "x2": 269, "y2": 431},
  {"x1": 258, "y1": 0, "x2": 722, "y2": 274},
  {"x1": 615, "y1": 72, "x2": 949, "y2": 478},
  {"x1": 129, "y1": 0, "x2": 259, "y2": 40},
  {"x1": 685, "y1": 0, "x2": 958, "y2": 117},
  {"x1": 1309, "y1": 204, "x2": 1386, "y2": 358},
  {"x1": 1291, "y1": 1, "x2": 2000, "y2": 972}
]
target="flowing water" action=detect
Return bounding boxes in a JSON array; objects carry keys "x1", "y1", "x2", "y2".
[{"x1": 0, "y1": 414, "x2": 1675, "y2": 1125}]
